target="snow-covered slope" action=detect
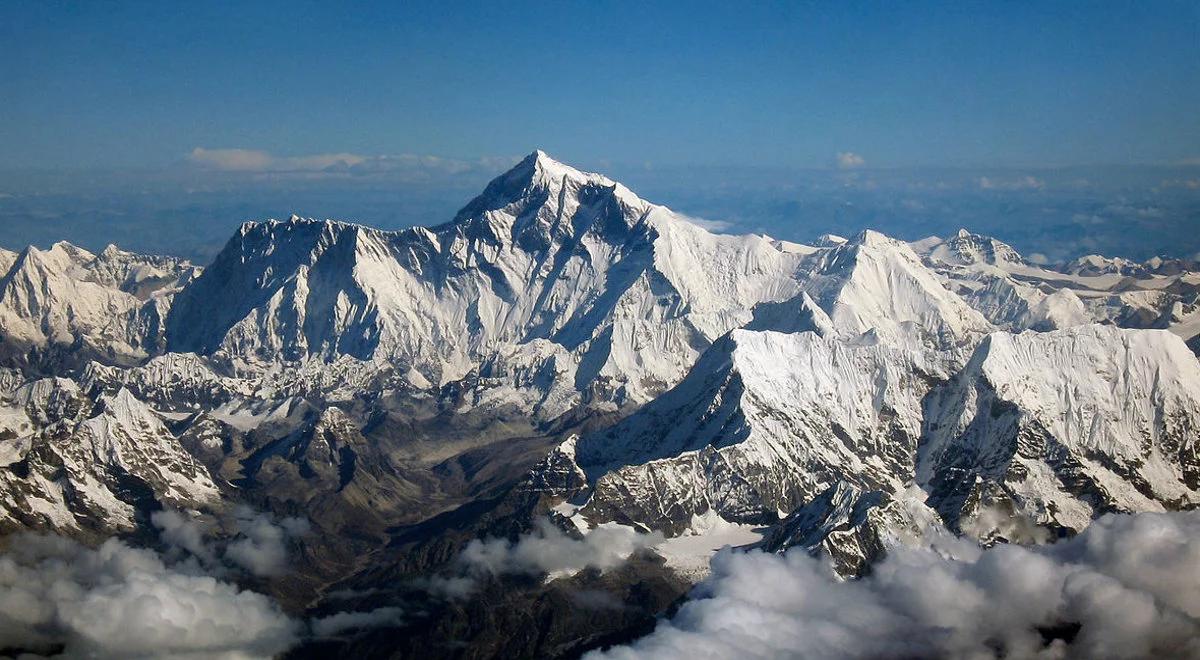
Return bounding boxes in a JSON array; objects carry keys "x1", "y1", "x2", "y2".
[
  {"x1": 790, "y1": 230, "x2": 993, "y2": 351},
  {"x1": 166, "y1": 151, "x2": 807, "y2": 405},
  {"x1": 915, "y1": 229, "x2": 1200, "y2": 348},
  {"x1": 0, "y1": 380, "x2": 218, "y2": 533},
  {"x1": 0, "y1": 153, "x2": 1197, "y2": 590},
  {"x1": 558, "y1": 329, "x2": 935, "y2": 534},
  {"x1": 921, "y1": 325, "x2": 1200, "y2": 535},
  {"x1": 0, "y1": 248, "x2": 17, "y2": 278},
  {"x1": 535, "y1": 321, "x2": 1200, "y2": 574},
  {"x1": 0, "y1": 242, "x2": 197, "y2": 372}
]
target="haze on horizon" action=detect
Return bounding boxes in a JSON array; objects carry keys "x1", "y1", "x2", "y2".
[{"x1": 2, "y1": 1, "x2": 1198, "y2": 262}]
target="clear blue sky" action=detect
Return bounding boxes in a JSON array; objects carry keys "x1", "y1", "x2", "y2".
[{"x1": 3, "y1": 0, "x2": 1198, "y2": 171}]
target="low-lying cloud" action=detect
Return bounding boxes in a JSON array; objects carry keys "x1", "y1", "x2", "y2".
[
  {"x1": 590, "y1": 511, "x2": 1200, "y2": 660},
  {"x1": 426, "y1": 519, "x2": 663, "y2": 598},
  {"x1": 152, "y1": 506, "x2": 310, "y2": 577},
  {"x1": 979, "y1": 174, "x2": 1045, "y2": 190},
  {"x1": 0, "y1": 534, "x2": 300, "y2": 658},
  {"x1": 836, "y1": 152, "x2": 866, "y2": 169},
  {"x1": 0, "y1": 509, "x2": 404, "y2": 656}
]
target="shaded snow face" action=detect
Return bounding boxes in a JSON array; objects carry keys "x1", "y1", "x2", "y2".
[{"x1": 590, "y1": 511, "x2": 1200, "y2": 660}]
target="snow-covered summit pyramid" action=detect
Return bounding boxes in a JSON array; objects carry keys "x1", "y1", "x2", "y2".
[
  {"x1": 788, "y1": 229, "x2": 994, "y2": 350},
  {"x1": 165, "y1": 151, "x2": 808, "y2": 403}
]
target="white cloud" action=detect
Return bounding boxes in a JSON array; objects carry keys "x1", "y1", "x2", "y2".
[
  {"x1": 152, "y1": 506, "x2": 310, "y2": 578},
  {"x1": 1159, "y1": 178, "x2": 1200, "y2": 191},
  {"x1": 0, "y1": 534, "x2": 300, "y2": 658},
  {"x1": 978, "y1": 175, "x2": 1045, "y2": 191},
  {"x1": 188, "y1": 147, "x2": 365, "y2": 172},
  {"x1": 836, "y1": 152, "x2": 866, "y2": 169},
  {"x1": 187, "y1": 147, "x2": 277, "y2": 171},
  {"x1": 1027, "y1": 252, "x2": 1050, "y2": 265},
  {"x1": 223, "y1": 506, "x2": 311, "y2": 577},
  {"x1": 425, "y1": 519, "x2": 663, "y2": 598},
  {"x1": 590, "y1": 511, "x2": 1200, "y2": 660},
  {"x1": 186, "y1": 147, "x2": 518, "y2": 180}
]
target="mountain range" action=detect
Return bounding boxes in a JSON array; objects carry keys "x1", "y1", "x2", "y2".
[{"x1": 1, "y1": 151, "x2": 1198, "y2": 658}]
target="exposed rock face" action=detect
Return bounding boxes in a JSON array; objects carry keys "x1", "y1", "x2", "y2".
[
  {"x1": 0, "y1": 381, "x2": 217, "y2": 534},
  {"x1": 761, "y1": 482, "x2": 940, "y2": 576}
]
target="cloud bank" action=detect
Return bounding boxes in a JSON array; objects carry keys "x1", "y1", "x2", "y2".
[
  {"x1": 979, "y1": 175, "x2": 1045, "y2": 190},
  {"x1": 152, "y1": 506, "x2": 310, "y2": 577},
  {"x1": 187, "y1": 147, "x2": 518, "y2": 180},
  {"x1": 590, "y1": 511, "x2": 1200, "y2": 660},
  {"x1": 0, "y1": 534, "x2": 299, "y2": 659}
]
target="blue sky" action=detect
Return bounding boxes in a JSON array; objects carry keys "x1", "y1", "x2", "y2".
[
  {"x1": 1, "y1": 2, "x2": 1198, "y2": 263},
  {"x1": 3, "y1": 1, "x2": 1198, "y2": 170}
]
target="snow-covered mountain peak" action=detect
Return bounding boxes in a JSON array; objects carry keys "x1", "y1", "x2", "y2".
[
  {"x1": 814, "y1": 233, "x2": 847, "y2": 247},
  {"x1": 797, "y1": 229, "x2": 994, "y2": 349},
  {"x1": 443, "y1": 149, "x2": 653, "y2": 250},
  {"x1": 925, "y1": 229, "x2": 1025, "y2": 267}
]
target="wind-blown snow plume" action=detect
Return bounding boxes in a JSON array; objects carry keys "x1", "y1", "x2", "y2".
[
  {"x1": 0, "y1": 534, "x2": 300, "y2": 659},
  {"x1": 591, "y1": 511, "x2": 1200, "y2": 660}
]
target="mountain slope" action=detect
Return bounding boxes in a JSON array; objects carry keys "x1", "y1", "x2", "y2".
[
  {"x1": 166, "y1": 151, "x2": 807, "y2": 405},
  {"x1": 0, "y1": 242, "x2": 197, "y2": 373},
  {"x1": 920, "y1": 324, "x2": 1200, "y2": 535},
  {"x1": 558, "y1": 328, "x2": 935, "y2": 534},
  {"x1": 0, "y1": 380, "x2": 218, "y2": 533}
]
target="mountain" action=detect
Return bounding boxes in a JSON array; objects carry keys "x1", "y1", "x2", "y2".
[
  {"x1": 0, "y1": 242, "x2": 198, "y2": 373},
  {"x1": 0, "y1": 151, "x2": 1197, "y2": 658},
  {"x1": 165, "y1": 151, "x2": 807, "y2": 407},
  {"x1": 558, "y1": 328, "x2": 933, "y2": 535},
  {"x1": 773, "y1": 229, "x2": 993, "y2": 351},
  {"x1": 0, "y1": 379, "x2": 217, "y2": 535},
  {"x1": 921, "y1": 324, "x2": 1200, "y2": 536},
  {"x1": 915, "y1": 229, "x2": 1200, "y2": 348}
]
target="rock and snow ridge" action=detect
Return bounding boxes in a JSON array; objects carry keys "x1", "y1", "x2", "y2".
[
  {"x1": 164, "y1": 150, "x2": 809, "y2": 407},
  {"x1": 0, "y1": 150, "x2": 1195, "y2": 580},
  {"x1": 0, "y1": 241, "x2": 198, "y2": 373}
]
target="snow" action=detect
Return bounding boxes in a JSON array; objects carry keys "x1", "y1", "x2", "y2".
[
  {"x1": 0, "y1": 150, "x2": 1197, "y2": 568},
  {"x1": 654, "y1": 511, "x2": 765, "y2": 580}
]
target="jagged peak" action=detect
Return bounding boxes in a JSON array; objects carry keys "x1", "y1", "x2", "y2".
[
  {"x1": 522, "y1": 149, "x2": 615, "y2": 188},
  {"x1": 9, "y1": 241, "x2": 95, "y2": 278}
]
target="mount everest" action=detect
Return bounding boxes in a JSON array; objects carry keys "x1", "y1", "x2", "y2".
[{"x1": 0, "y1": 151, "x2": 1198, "y2": 658}]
